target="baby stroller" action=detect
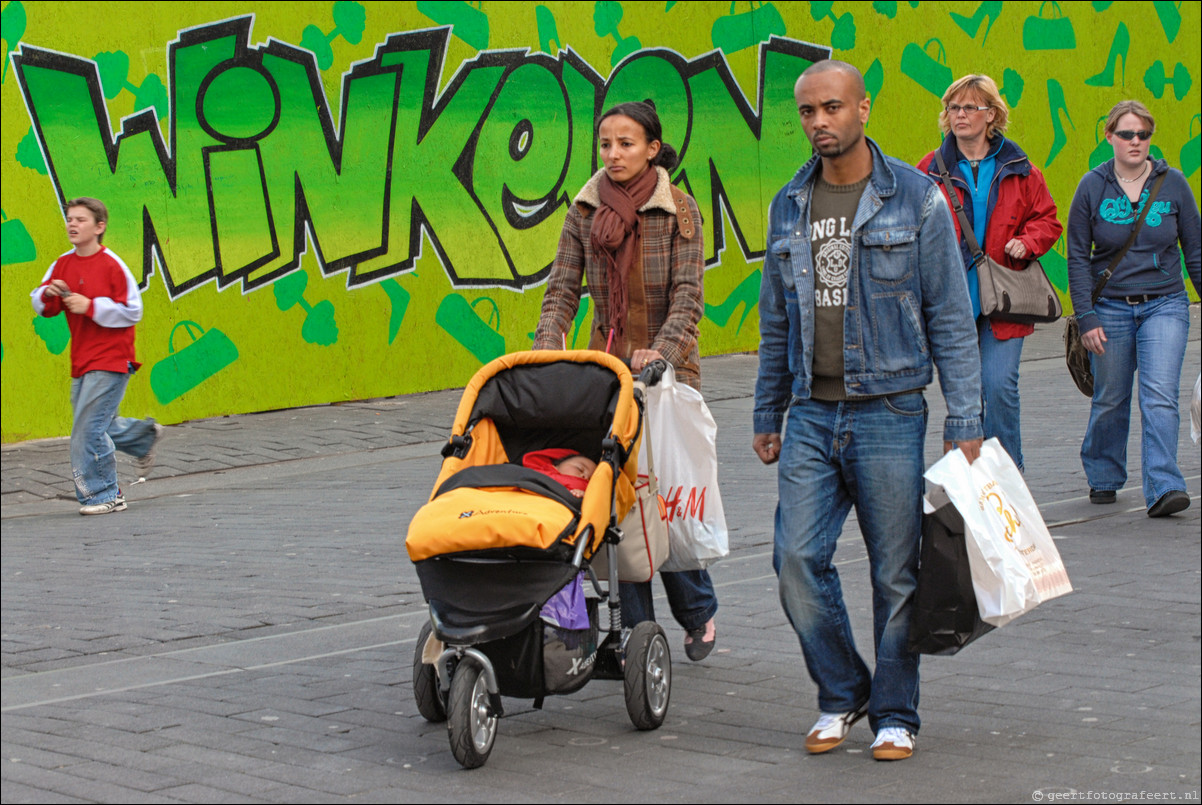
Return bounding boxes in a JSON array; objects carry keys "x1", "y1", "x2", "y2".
[{"x1": 405, "y1": 350, "x2": 671, "y2": 768}]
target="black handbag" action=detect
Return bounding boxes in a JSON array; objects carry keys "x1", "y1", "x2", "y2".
[
  {"x1": 1064, "y1": 317, "x2": 1093, "y2": 396},
  {"x1": 1064, "y1": 171, "x2": 1167, "y2": 397},
  {"x1": 907, "y1": 501, "x2": 995, "y2": 656},
  {"x1": 933, "y1": 151, "x2": 1062, "y2": 324}
]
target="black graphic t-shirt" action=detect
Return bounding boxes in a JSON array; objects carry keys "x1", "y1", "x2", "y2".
[{"x1": 810, "y1": 172, "x2": 869, "y2": 401}]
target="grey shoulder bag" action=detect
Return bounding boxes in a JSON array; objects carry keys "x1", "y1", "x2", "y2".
[{"x1": 934, "y1": 150, "x2": 1062, "y2": 323}]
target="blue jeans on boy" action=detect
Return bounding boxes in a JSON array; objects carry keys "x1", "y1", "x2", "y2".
[
  {"x1": 620, "y1": 570, "x2": 717, "y2": 631},
  {"x1": 773, "y1": 393, "x2": 927, "y2": 735},
  {"x1": 1082, "y1": 292, "x2": 1190, "y2": 508},
  {"x1": 70, "y1": 370, "x2": 158, "y2": 505},
  {"x1": 978, "y1": 318, "x2": 1025, "y2": 472}
]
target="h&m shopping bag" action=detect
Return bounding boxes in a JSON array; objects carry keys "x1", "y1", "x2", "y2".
[
  {"x1": 643, "y1": 365, "x2": 729, "y2": 573},
  {"x1": 924, "y1": 439, "x2": 1072, "y2": 627}
]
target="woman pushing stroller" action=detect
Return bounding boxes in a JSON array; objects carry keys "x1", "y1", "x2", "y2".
[{"x1": 533, "y1": 99, "x2": 719, "y2": 661}]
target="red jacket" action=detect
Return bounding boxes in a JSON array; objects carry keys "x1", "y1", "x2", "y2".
[{"x1": 918, "y1": 136, "x2": 1063, "y2": 340}]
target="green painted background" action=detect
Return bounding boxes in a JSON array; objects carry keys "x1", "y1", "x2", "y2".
[{"x1": 2, "y1": 1, "x2": 1199, "y2": 441}]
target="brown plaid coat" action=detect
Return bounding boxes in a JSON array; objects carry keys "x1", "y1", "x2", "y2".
[{"x1": 534, "y1": 167, "x2": 704, "y2": 389}]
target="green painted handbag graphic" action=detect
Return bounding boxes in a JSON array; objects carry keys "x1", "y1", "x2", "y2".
[
  {"x1": 150, "y1": 321, "x2": 239, "y2": 405},
  {"x1": 900, "y1": 38, "x2": 952, "y2": 98},
  {"x1": 711, "y1": 2, "x2": 786, "y2": 55},
  {"x1": 435, "y1": 294, "x2": 505, "y2": 365},
  {"x1": 1022, "y1": 2, "x2": 1076, "y2": 51}
]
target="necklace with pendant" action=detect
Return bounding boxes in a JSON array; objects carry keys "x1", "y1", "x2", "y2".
[{"x1": 1118, "y1": 161, "x2": 1149, "y2": 184}]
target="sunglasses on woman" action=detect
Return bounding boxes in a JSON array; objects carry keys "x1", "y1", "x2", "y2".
[{"x1": 1113, "y1": 129, "x2": 1152, "y2": 141}]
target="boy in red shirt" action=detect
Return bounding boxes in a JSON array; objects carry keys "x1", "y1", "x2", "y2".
[{"x1": 31, "y1": 198, "x2": 163, "y2": 515}]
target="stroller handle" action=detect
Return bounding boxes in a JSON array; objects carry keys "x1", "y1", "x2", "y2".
[{"x1": 629, "y1": 358, "x2": 668, "y2": 387}]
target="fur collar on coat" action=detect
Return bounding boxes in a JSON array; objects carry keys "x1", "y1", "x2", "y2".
[{"x1": 573, "y1": 166, "x2": 678, "y2": 215}]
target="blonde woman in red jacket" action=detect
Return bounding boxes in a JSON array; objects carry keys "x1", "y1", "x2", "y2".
[{"x1": 918, "y1": 74, "x2": 1062, "y2": 471}]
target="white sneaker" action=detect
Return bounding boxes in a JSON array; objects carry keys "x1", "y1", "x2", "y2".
[
  {"x1": 804, "y1": 704, "x2": 868, "y2": 753},
  {"x1": 80, "y1": 495, "x2": 127, "y2": 516},
  {"x1": 871, "y1": 726, "x2": 915, "y2": 761}
]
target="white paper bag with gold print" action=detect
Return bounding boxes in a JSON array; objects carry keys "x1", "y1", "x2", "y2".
[{"x1": 924, "y1": 439, "x2": 1072, "y2": 627}]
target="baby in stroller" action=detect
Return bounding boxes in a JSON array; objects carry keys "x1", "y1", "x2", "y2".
[
  {"x1": 406, "y1": 351, "x2": 672, "y2": 768},
  {"x1": 523, "y1": 448, "x2": 597, "y2": 498}
]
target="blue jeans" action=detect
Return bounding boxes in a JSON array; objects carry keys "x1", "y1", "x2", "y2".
[
  {"x1": 773, "y1": 394, "x2": 926, "y2": 735},
  {"x1": 620, "y1": 570, "x2": 718, "y2": 632},
  {"x1": 70, "y1": 370, "x2": 158, "y2": 505},
  {"x1": 978, "y1": 318, "x2": 1025, "y2": 471},
  {"x1": 1082, "y1": 292, "x2": 1190, "y2": 508}
]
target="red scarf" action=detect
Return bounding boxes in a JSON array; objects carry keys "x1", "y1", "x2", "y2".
[{"x1": 589, "y1": 167, "x2": 658, "y2": 347}]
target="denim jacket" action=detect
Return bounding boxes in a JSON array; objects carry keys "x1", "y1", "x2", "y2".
[{"x1": 754, "y1": 138, "x2": 983, "y2": 443}]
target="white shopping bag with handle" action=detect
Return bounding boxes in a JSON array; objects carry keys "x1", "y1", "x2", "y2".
[
  {"x1": 924, "y1": 439, "x2": 1072, "y2": 627},
  {"x1": 639, "y1": 365, "x2": 729, "y2": 572}
]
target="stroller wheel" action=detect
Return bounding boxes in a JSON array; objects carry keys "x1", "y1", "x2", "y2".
[
  {"x1": 447, "y1": 658, "x2": 498, "y2": 768},
  {"x1": 623, "y1": 621, "x2": 671, "y2": 730},
  {"x1": 412, "y1": 622, "x2": 447, "y2": 722}
]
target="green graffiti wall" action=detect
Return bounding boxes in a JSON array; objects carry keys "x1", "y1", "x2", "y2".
[{"x1": 2, "y1": 1, "x2": 1199, "y2": 441}]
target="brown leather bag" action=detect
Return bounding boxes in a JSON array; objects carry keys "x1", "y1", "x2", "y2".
[{"x1": 933, "y1": 151, "x2": 1061, "y2": 323}]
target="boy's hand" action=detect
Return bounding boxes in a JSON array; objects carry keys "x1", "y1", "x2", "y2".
[
  {"x1": 45, "y1": 279, "x2": 71, "y2": 298},
  {"x1": 63, "y1": 293, "x2": 91, "y2": 314}
]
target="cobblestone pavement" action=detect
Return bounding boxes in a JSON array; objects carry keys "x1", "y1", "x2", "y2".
[{"x1": 3, "y1": 312, "x2": 1199, "y2": 803}]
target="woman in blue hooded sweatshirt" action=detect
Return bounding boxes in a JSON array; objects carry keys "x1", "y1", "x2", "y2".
[{"x1": 1067, "y1": 99, "x2": 1201, "y2": 517}]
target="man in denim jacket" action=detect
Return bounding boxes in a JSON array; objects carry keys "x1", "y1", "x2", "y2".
[{"x1": 752, "y1": 61, "x2": 982, "y2": 761}]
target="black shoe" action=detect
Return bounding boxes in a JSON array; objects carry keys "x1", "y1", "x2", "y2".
[
  {"x1": 1147, "y1": 490, "x2": 1190, "y2": 518},
  {"x1": 1089, "y1": 489, "x2": 1116, "y2": 504},
  {"x1": 684, "y1": 619, "x2": 716, "y2": 662}
]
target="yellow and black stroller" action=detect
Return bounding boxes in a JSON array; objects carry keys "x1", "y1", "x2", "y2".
[{"x1": 405, "y1": 350, "x2": 671, "y2": 768}]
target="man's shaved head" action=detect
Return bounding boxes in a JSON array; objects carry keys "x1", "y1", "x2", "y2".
[{"x1": 795, "y1": 60, "x2": 867, "y2": 101}]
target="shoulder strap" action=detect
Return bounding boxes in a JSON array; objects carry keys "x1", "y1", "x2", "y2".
[
  {"x1": 933, "y1": 150, "x2": 984, "y2": 265},
  {"x1": 1090, "y1": 170, "x2": 1167, "y2": 305},
  {"x1": 668, "y1": 183, "x2": 698, "y2": 240}
]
